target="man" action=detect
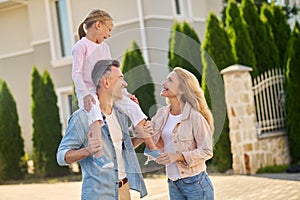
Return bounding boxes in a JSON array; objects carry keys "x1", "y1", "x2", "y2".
[{"x1": 57, "y1": 59, "x2": 147, "y2": 200}]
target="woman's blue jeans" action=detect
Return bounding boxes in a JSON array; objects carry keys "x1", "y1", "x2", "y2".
[{"x1": 168, "y1": 171, "x2": 214, "y2": 200}]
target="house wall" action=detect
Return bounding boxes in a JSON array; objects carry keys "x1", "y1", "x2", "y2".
[{"x1": 0, "y1": 0, "x2": 223, "y2": 154}]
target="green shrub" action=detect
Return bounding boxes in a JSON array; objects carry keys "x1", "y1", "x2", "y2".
[
  {"x1": 121, "y1": 41, "x2": 157, "y2": 153},
  {"x1": 31, "y1": 67, "x2": 69, "y2": 177},
  {"x1": 0, "y1": 79, "x2": 26, "y2": 180},
  {"x1": 260, "y1": 3, "x2": 291, "y2": 68},
  {"x1": 285, "y1": 22, "x2": 300, "y2": 164},
  {"x1": 226, "y1": 0, "x2": 258, "y2": 76},
  {"x1": 241, "y1": 0, "x2": 279, "y2": 73},
  {"x1": 168, "y1": 20, "x2": 202, "y2": 84},
  {"x1": 256, "y1": 164, "x2": 288, "y2": 173},
  {"x1": 201, "y1": 12, "x2": 233, "y2": 172}
]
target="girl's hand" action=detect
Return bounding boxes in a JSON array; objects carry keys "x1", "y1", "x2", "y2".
[
  {"x1": 84, "y1": 94, "x2": 96, "y2": 112},
  {"x1": 129, "y1": 94, "x2": 139, "y2": 105}
]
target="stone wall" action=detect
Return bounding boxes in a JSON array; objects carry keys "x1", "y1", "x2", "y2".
[{"x1": 221, "y1": 65, "x2": 290, "y2": 174}]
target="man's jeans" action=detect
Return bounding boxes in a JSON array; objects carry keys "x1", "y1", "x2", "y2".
[{"x1": 168, "y1": 171, "x2": 214, "y2": 200}]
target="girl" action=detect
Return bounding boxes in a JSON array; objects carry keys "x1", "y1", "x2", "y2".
[
  {"x1": 72, "y1": 9, "x2": 160, "y2": 168},
  {"x1": 151, "y1": 67, "x2": 214, "y2": 199}
]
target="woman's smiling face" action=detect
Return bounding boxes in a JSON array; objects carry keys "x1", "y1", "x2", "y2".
[{"x1": 161, "y1": 71, "x2": 182, "y2": 98}]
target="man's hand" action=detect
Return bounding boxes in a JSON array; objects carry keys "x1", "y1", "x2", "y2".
[
  {"x1": 86, "y1": 131, "x2": 102, "y2": 156},
  {"x1": 84, "y1": 94, "x2": 96, "y2": 112},
  {"x1": 143, "y1": 121, "x2": 154, "y2": 135},
  {"x1": 156, "y1": 152, "x2": 182, "y2": 165}
]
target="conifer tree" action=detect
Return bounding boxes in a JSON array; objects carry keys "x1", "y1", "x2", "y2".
[
  {"x1": 168, "y1": 21, "x2": 202, "y2": 84},
  {"x1": 72, "y1": 82, "x2": 78, "y2": 114},
  {"x1": 122, "y1": 41, "x2": 157, "y2": 154},
  {"x1": 241, "y1": 0, "x2": 279, "y2": 73},
  {"x1": 226, "y1": 0, "x2": 258, "y2": 76},
  {"x1": 31, "y1": 67, "x2": 69, "y2": 177},
  {"x1": 285, "y1": 22, "x2": 300, "y2": 164},
  {"x1": 222, "y1": 0, "x2": 269, "y2": 24},
  {"x1": 260, "y1": 3, "x2": 291, "y2": 68},
  {"x1": 122, "y1": 41, "x2": 156, "y2": 118},
  {"x1": 201, "y1": 13, "x2": 234, "y2": 172},
  {"x1": 0, "y1": 79, "x2": 26, "y2": 180},
  {"x1": 31, "y1": 67, "x2": 43, "y2": 175}
]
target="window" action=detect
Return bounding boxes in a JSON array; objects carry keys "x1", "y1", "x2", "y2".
[
  {"x1": 173, "y1": 0, "x2": 192, "y2": 18},
  {"x1": 48, "y1": 0, "x2": 73, "y2": 62},
  {"x1": 57, "y1": 87, "x2": 74, "y2": 133},
  {"x1": 55, "y1": 0, "x2": 72, "y2": 57},
  {"x1": 175, "y1": 0, "x2": 181, "y2": 15}
]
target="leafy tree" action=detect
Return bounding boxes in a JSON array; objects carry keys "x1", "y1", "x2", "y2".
[
  {"x1": 0, "y1": 79, "x2": 26, "y2": 180},
  {"x1": 241, "y1": 0, "x2": 279, "y2": 73},
  {"x1": 168, "y1": 20, "x2": 203, "y2": 84},
  {"x1": 31, "y1": 67, "x2": 69, "y2": 177},
  {"x1": 285, "y1": 22, "x2": 300, "y2": 164},
  {"x1": 201, "y1": 13, "x2": 234, "y2": 172},
  {"x1": 226, "y1": 0, "x2": 258, "y2": 76},
  {"x1": 261, "y1": 3, "x2": 291, "y2": 68}
]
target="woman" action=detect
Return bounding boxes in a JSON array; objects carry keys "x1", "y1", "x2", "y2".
[{"x1": 151, "y1": 67, "x2": 214, "y2": 200}]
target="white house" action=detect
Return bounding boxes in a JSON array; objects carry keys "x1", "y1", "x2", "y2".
[{"x1": 0, "y1": 0, "x2": 224, "y2": 153}]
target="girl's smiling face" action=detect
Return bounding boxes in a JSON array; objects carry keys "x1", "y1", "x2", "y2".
[{"x1": 96, "y1": 20, "x2": 113, "y2": 44}]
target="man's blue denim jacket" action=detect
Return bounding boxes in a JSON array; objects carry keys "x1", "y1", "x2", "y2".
[{"x1": 57, "y1": 107, "x2": 147, "y2": 200}]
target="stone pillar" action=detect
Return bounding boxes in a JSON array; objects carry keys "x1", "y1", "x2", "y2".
[{"x1": 221, "y1": 65, "x2": 257, "y2": 174}]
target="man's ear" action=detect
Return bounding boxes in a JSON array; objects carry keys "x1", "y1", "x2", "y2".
[{"x1": 102, "y1": 77, "x2": 110, "y2": 88}]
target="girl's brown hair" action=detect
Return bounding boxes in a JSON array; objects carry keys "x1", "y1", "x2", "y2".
[{"x1": 78, "y1": 9, "x2": 113, "y2": 39}]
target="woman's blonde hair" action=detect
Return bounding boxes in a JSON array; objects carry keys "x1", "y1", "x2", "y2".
[
  {"x1": 78, "y1": 9, "x2": 113, "y2": 39},
  {"x1": 173, "y1": 67, "x2": 214, "y2": 133}
]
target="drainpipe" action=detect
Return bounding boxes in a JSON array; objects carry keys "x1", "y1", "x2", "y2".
[{"x1": 137, "y1": 0, "x2": 149, "y2": 66}]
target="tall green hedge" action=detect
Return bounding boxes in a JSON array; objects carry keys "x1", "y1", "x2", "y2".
[
  {"x1": 168, "y1": 20, "x2": 203, "y2": 84},
  {"x1": 121, "y1": 41, "x2": 157, "y2": 154},
  {"x1": 31, "y1": 67, "x2": 69, "y2": 177},
  {"x1": 285, "y1": 22, "x2": 300, "y2": 164},
  {"x1": 0, "y1": 79, "x2": 26, "y2": 180},
  {"x1": 121, "y1": 40, "x2": 156, "y2": 117},
  {"x1": 260, "y1": 3, "x2": 291, "y2": 68},
  {"x1": 222, "y1": 0, "x2": 269, "y2": 24},
  {"x1": 201, "y1": 13, "x2": 234, "y2": 172},
  {"x1": 226, "y1": 0, "x2": 258, "y2": 76},
  {"x1": 241, "y1": 0, "x2": 279, "y2": 74}
]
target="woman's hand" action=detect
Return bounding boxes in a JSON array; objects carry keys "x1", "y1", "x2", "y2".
[
  {"x1": 156, "y1": 152, "x2": 182, "y2": 165},
  {"x1": 84, "y1": 94, "x2": 96, "y2": 112}
]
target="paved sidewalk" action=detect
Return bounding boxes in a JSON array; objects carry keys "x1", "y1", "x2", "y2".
[{"x1": 0, "y1": 173, "x2": 299, "y2": 200}]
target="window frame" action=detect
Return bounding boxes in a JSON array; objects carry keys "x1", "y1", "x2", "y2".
[
  {"x1": 46, "y1": 0, "x2": 74, "y2": 67},
  {"x1": 172, "y1": 0, "x2": 193, "y2": 19},
  {"x1": 56, "y1": 86, "x2": 73, "y2": 134}
]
